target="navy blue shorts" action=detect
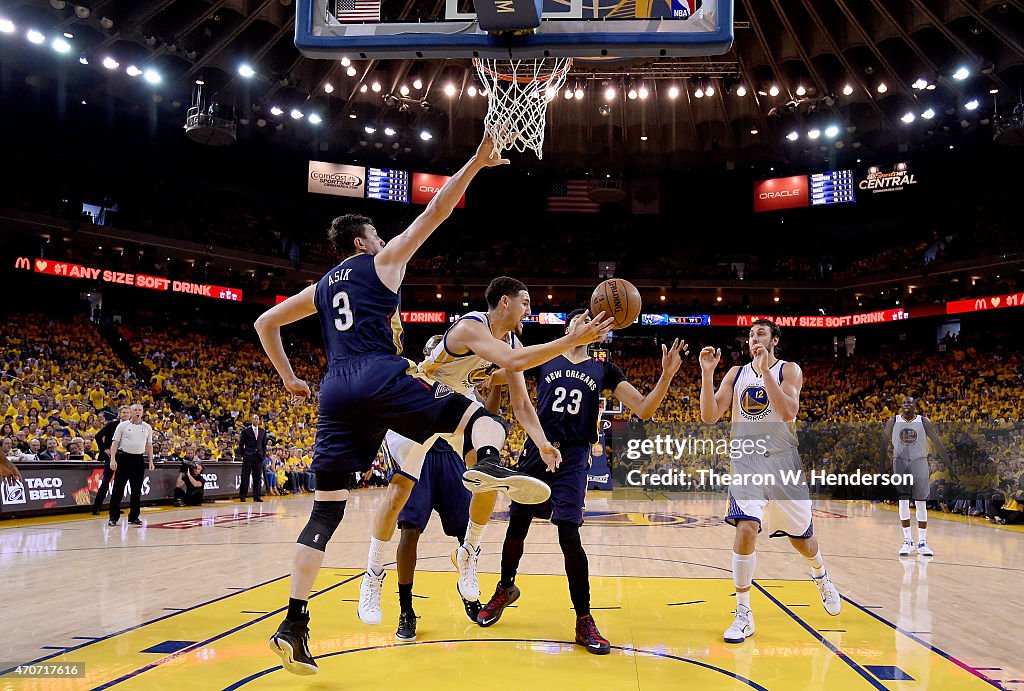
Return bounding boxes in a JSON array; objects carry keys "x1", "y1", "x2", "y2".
[
  {"x1": 396, "y1": 438, "x2": 471, "y2": 539},
  {"x1": 508, "y1": 440, "x2": 590, "y2": 526},
  {"x1": 312, "y1": 354, "x2": 473, "y2": 474}
]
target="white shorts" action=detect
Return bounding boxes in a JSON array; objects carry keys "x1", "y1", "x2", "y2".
[
  {"x1": 724, "y1": 448, "x2": 813, "y2": 539},
  {"x1": 383, "y1": 429, "x2": 466, "y2": 482}
]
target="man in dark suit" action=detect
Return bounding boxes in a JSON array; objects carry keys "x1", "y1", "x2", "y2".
[
  {"x1": 239, "y1": 414, "x2": 268, "y2": 502},
  {"x1": 92, "y1": 406, "x2": 130, "y2": 515}
]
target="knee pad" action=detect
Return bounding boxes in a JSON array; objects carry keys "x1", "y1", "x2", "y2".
[
  {"x1": 297, "y1": 500, "x2": 347, "y2": 552},
  {"x1": 464, "y1": 406, "x2": 508, "y2": 443},
  {"x1": 898, "y1": 499, "x2": 911, "y2": 521},
  {"x1": 916, "y1": 501, "x2": 928, "y2": 523}
]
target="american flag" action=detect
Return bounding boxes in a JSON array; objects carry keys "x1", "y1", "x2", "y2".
[
  {"x1": 333, "y1": 0, "x2": 381, "y2": 22},
  {"x1": 546, "y1": 180, "x2": 599, "y2": 213}
]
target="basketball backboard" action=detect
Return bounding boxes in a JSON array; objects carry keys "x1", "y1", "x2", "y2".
[{"x1": 295, "y1": 0, "x2": 732, "y2": 60}]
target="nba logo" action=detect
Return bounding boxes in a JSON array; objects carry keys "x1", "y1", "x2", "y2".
[
  {"x1": 740, "y1": 386, "x2": 769, "y2": 416},
  {"x1": 671, "y1": 0, "x2": 692, "y2": 18},
  {"x1": 1, "y1": 479, "x2": 27, "y2": 505}
]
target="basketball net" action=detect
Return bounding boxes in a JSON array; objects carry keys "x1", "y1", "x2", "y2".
[{"x1": 473, "y1": 57, "x2": 573, "y2": 159}]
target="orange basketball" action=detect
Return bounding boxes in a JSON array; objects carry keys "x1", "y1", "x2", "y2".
[{"x1": 590, "y1": 278, "x2": 642, "y2": 329}]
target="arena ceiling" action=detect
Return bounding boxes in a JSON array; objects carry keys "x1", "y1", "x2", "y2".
[{"x1": 1, "y1": 0, "x2": 1022, "y2": 172}]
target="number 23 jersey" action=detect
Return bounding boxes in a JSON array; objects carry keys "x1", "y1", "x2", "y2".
[{"x1": 533, "y1": 355, "x2": 625, "y2": 443}]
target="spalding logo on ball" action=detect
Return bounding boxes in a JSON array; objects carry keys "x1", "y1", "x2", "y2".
[{"x1": 590, "y1": 278, "x2": 642, "y2": 329}]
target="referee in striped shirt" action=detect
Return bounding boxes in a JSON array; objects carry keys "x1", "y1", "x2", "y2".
[{"x1": 108, "y1": 403, "x2": 155, "y2": 526}]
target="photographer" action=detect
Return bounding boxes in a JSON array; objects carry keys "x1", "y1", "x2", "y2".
[{"x1": 174, "y1": 458, "x2": 206, "y2": 507}]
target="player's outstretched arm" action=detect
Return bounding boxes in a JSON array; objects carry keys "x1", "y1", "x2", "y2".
[
  {"x1": 698, "y1": 347, "x2": 736, "y2": 423},
  {"x1": 448, "y1": 312, "x2": 614, "y2": 373},
  {"x1": 507, "y1": 370, "x2": 561, "y2": 472},
  {"x1": 253, "y1": 284, "x2": 317, "y2": 400},
  {"x1": 612, "y1": 339, "x2": 688, "y2": 420},
  {"x1": 374, "y1": 134, "x2": 508, "y2": 290}
]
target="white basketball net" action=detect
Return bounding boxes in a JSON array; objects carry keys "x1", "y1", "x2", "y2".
[{"x1": 473, "y1": 57, "x2": 573, "y2": 159}]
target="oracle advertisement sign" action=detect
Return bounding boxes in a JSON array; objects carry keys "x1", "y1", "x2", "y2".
[
  {"x1": 308, "y1": 161, "x2": 366, "y2": 198},
  {"x1": 411, "y1": 172, "x2": 466, "y2": 208},
  {"x1": 14, "y1": 257, "x2": 243, "y2": 302},
  {"x1": 753, "y1": 175, "x2": 809, "y2": 212}
]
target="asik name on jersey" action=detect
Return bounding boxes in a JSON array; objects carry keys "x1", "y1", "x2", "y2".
[
  {"x1": 543, "y1": 369, "x2": 598, "y2": 391},
  {"x1": 327, "y1": 268, "x2": 353, "y2": 286}
]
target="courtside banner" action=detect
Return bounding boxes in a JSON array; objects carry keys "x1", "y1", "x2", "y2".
[
  {"x1": 308, "y1": 161, "x2": 366, "y2": 198},
  {"x1": 753, "y1": 175, "x2": 809, "y2": 212},
  {"x1": 0, "y1": 463, "x2": 244, "y2": 516},
  {"x1": 411, "y1": 172, "x2": 466, "y2": 208}
]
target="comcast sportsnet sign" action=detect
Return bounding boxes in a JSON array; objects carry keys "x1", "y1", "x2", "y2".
[{"x1": 859, "y1": 162, "x2": 918, "y2": 194}]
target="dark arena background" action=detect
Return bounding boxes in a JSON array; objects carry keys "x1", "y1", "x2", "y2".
[{"x1": 1, "y1": 0, "x2": 1023, "y2": 689}]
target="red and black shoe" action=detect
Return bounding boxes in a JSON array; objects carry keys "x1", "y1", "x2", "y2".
[
  {"x1": 476, "y1": 582, "x2": 520, "y2": 627},
  {"x1": 575, "y1": 614, "x2": 611, "y2": 655}
]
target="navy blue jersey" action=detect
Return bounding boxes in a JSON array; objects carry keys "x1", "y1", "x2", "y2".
[
  {"x1": 533, "y1": 356, "x2": 626, "y2": 443},
  {"x1": 315, "y1": 253, "x2": 403, "y2": 364}
]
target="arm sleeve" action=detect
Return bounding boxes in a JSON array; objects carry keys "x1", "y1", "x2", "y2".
[
  {"x1": 111, "y1": 421, "x2": 126, "y2": 443},
  {"x1": 603, "y1": 361, "x2": 627, "y2": 392}
]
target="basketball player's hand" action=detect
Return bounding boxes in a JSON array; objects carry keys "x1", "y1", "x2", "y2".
[
  {"x1": 661, "y1": 338, "x2": 689, "y2": 377},
  {"x1": 539, "y1": 442, "x2": 562, "y2": 472},
  {"x1": 0, "y1": 457, "x2": 22, "y2": 485},
  {"x1": 698, "y1": 346, "x2": 721, "y2": 372},
  {"x1": 284, "y1": 376, "x2": 311, "y2": 404},
  {"x1": 474, "y1": 133, "x2": 510, "y2": 166},
  {"x1": 751, "y1": 343, "x2": 769, "y2": 373},
  {"x1": 567, "y1": 311, "x2": 615, "y2": 346}
]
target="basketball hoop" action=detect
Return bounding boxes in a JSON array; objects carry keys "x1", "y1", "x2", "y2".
[{"x1": 473, "y1": 57, "x2": 572, "y2": 159}]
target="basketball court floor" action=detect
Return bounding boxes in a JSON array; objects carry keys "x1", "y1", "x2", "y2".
[{"x1": 2, "y1": 490, "x2": 1020, "y2": 690}]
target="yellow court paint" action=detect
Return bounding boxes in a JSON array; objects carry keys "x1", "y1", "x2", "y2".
[{"x1": 6, "y1": 571, "x2": 994, "y2": 691}]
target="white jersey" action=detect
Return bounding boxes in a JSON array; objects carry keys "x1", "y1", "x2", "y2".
[
  {"x1": 731, "y1": 360, "x2": 799, "y2": 455},
  {"x1": 418, "y1": 311, "x2": 519, "y2": 395},
  {"x1": 892, "y1": 414, "x2": 928, "y2": 460}
]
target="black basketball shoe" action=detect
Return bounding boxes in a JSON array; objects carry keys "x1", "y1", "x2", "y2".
[
  {"x1": 461, "y1": 595, "x2": 482, "y2": 623},
  {"x1": 477, "y1": 582, "x2": 520, "y2": 627},
  {"x1": 462, "y1": 459, "x2": 550, "y2": 505},
  {"x1": 269, "y1": 615, "x2": 318, "y2": 675},
  {"x1": 575, "y1": 614, "x2": 611, "y2": 655},
  {"x1": 396, "y1": 611, "x2": 417, "y2": 641}
]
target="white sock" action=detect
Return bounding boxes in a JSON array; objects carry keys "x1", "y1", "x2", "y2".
[
  {"x1": 464, "y1": 520, "x2": 486, "y2": 553},
  {"x1": 736, "y1": 591, "x2": 751, "y2": 609},
  {"x1": 918, "y1": 527, "x2": 927, "y2": 544},
  {"x1": 804, "y1": 548, "x2": 826, "y2": 578},
  {"x1": 367, "y1": 536, "x2": 388, "y2": 576},
  {"x1": 902, "y1": 526, "x2": 912, "y2": 541}
]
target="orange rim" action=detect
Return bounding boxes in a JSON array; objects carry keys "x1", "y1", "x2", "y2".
[{"x1": 473, "y1": 57, "x2": 573, "y2": 85}]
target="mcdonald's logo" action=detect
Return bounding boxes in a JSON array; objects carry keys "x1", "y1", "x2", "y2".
[
  {"x1": 974, "y1": 299, "x2": 988, "y2": 311},
  {"x1": 14, "y1": 257, "x2": 31, "y2": 271},
  {"x1": 737, "y1": 316, "x2": 750, "y2": 326}
]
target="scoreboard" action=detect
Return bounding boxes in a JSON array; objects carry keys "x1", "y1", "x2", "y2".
[
  {"x1": 366, "y1": 168, "x2": 410, "y2": 203},
  {"x1": 810, "y1": 170, "x2": 856, "y2": 206}
]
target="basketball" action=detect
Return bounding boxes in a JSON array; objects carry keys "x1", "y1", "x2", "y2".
[{"x1": 590, "y1": 278, "x2": 641, "y2": 329}]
